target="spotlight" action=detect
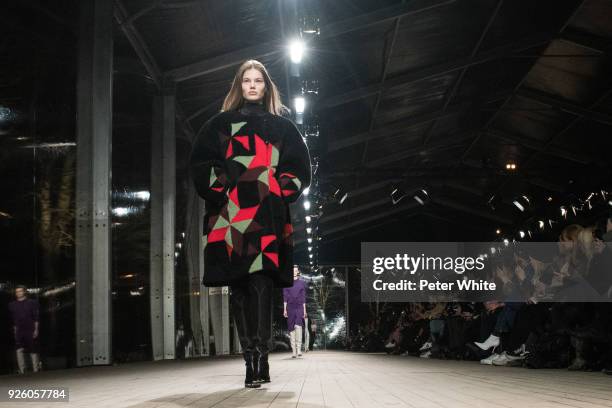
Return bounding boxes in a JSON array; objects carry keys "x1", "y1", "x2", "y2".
[
  {"x1": 339, "y1": 192, "x2": 348, "y2": 205},
  {"x1": 289, "y1": 40, "x2": 305, "y2": 63},
  {"x1": 303, "y1": 200, "x2": 311, "y2": 210},
  {"x1": 413, "y1": 189, "x2": 429, "y2": 205},
  {"x1": 560, "y1": 206, "x2": 567, "y2": 218},
  {"x1": 309, "y1": 254, "x2": 313, "y2": 258},
  {"x1": 495, "y1": 229, "x2": 501, "y2": 235},
  {"x1": 305, "y1": 216, "x2": 311, "y2": 223},
  {"x1": 519, "y1": 230, "x2": 525, "y2": 239},
  {"x1": 307, "y1": 238, "x2": 312, "y2": 244},
  {"x1": 390, "y1": 186, "x2": 407, "y2": 205},
  {"x1": 503, "y1": 238, "x2": 509, "y2": 246},
  {"x1": 538, "y1": 220, "x2": 545, "y2": 230},
  {"x1": 331, "y1": 187, "x2": 347, "y2": 203},
  {"x1": 306, "y1": 227, "x2": 312, "y2": 234},
  {"x1": 512, "y1": 195, "x2": 531, "y2": 212},
  {"x1": 512, "y1": 200, "x2": 525, "y2": 212},
  {"x1": 294, "y1": 96, "x2": 305, "y2": 114},
  {"x1": 505, "y1": 162, "x2": 517, "y2": 170},
  {"x1": 308, "y1": 246, "x2": 312, "y2": 251},
  {"x1": 487, "y1": 194, "x2": 501, "y2": 211}
]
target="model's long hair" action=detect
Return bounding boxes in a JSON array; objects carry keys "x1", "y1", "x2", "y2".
[{"x1": 221, "y1": 59, "x2": 288, "y2": 116}]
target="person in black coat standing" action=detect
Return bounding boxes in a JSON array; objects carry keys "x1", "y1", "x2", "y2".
[{"x1": 189, "y1": 59, "x2": 311, "y2": 388}]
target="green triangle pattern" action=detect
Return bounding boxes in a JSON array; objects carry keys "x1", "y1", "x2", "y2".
[
  {"x1": 213, "y1": 215, "x2": 229, "y2": 230},
  {"x1": 232, "y1": 219, "x2": 252, "y2": 234},
  {"x1": 257, "y1": 170, "x2": 269, "y2": 185},
  {"x1": 271, "y1": 145, "x2": 279, "y2": 166},
  {"x1": 232, "y1": 155, "x2": 254, "y2": 168},
  {"x1": 225, "y1": 227, "x2": 233, "y2": 247},
  {"x1": 249, "y1": 253, "x2": 263, "y2": 273},
  {"x1": 209, "y1": 167, "x2": 217, "y2": 187},
  {"x1": 227, "y1": 199, "x2": 238, "y2": 221},
  {"x1": 231, "y1": 122, "x2": 247, "y2": 136}
]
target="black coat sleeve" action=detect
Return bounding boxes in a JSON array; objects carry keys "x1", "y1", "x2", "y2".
[
  {"x1": 277, "y1": 119, "x2": 311, "y2": 203},
  {"x1": 189, "y1": 116, "x2": 230, "y2": 205}
]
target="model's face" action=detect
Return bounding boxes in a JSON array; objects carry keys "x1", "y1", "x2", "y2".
[
  {"x1": 293, "y1": 266, "x2": 300, "y2": 279},
  {"x1": 242, "y1": 68, "x2": 266, "y2": 102},
  {"x1": 15, "y1": 288, "x2": 25, "y2": 299}
]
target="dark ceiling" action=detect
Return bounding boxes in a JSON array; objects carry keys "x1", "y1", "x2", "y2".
[
  {"x1": 104, "y1": 0, "x2": 612, "y2": 263},
  {"x1": 4, "y1": 0, "x2": 612, "y2": 264}
]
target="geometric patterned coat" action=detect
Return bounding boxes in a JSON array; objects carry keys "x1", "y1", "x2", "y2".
[{"x1": 189, "y1": 103, "x2": 311, "y2": 288}]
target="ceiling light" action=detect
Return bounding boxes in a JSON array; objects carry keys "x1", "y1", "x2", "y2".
[
  {"x1": 294, "y1": 96, "x2": 305, "y2": 114},
  {"x1": 289, "y1": 40, "x2": 305, "y2": 63}
]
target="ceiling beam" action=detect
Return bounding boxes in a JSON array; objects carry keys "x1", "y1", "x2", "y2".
[
  {"x1": 432, "y1": 197, "x2": 513, "y2": 225},
  {"x1": 420, "y1": 0, "x2": 505, "y2": 147},
  {"x1": 360, "y1": 17, "x2": 402, "y2": 167},
  {"x1": 296, "y1": 201, "x2": 422, "y2": 244},
  {"x1": 328, "y1": 102, "x2": 471, "y2": 152},
  {"x1": 321, "y1": 197, "x2": 391, "y2": 224},
  {"x1": 319, "y1": 32, "x2": 553, "y2": 110},
  {"x1": 559, "y1": 27, "x2": 612, "y2": 54},
  {"x1": 486, "y1": 128, "x2": 603, "y2": 165},
  {"x1": 366, "y1": 132, "x2": 474, "y2": 167},
  {"x1": 165, "y1": 43, "x2": 280, "y2": 83},
  {"x1": 458, "y1": 0, "x2": 587, "y2": 167},
  {"x1": 516, "y1": 87, "x2": 612, "y2": 126},
  {"x1": 319, "y1": 0, "x2": 456, "y2": 40},
  {"x1": 114, "y1": 0, "x2": 195, "y2": 140},
  {"x1": 164, "y1": 0, "x2": 456, "y2": 83},
  {"x1": 308, "y1": 213, "x2": 420, "y2": 246}
]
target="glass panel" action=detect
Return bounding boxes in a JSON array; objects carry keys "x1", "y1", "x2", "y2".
[{"x1": 0, "y1": 3, "x2": 78, "y2": 373}]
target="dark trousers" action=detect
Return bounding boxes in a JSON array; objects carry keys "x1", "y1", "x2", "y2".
[
  {"x1": 494, "y1": 303, "x2": 522, "y2": 335},
  {"x1": 230, "y1": 272, "x2": 274, "y2": 355}
]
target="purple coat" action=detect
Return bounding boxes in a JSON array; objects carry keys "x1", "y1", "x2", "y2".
[{"x1": 283, "y1": 278, "x2": 306, "y2": 328}]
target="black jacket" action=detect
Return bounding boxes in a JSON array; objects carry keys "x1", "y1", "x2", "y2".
[{"x1": 189, "y1": 102, "x2": 311, "y2": 288}]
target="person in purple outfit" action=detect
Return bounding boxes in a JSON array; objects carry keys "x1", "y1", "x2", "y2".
[
  {"x1": 8, "y1": 285, "x2": 40, "y2": 374},
  {"x1": 283, "y1": 265, "x2": 307, "y2": 358}
]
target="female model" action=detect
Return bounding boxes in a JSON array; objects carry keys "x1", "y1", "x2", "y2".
[
  {"x1": 283, "y1": 265, "x2": 307, "y2": 358},
  {"x1": 189, "y1": 59, "x2": 311, "y2": 387}
]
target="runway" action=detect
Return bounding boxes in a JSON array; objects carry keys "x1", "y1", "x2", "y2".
[{"x1": 2, "y1": 351, "x2": 612, "y2": 408}]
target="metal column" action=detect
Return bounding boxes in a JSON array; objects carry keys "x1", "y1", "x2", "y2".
[
  {"x1": 197, "y1": 198, "x2": 211, "y2": 356},
  {"x1": 75, "y1": 0, "x2": 113, "y2": 367},
  {"x1": 150, "y1": 89, "x2": 176, "y2": 360},
  {"x1": 208, "y1": 286, "x2": 230, "y2": 355}
]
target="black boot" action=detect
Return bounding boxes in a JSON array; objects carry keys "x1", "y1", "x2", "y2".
[
  {"x1": 244, "y1": 351, "x2": 261, "y2": 388},
  {"x1": 252, "y1": 349, "x2": 261, "y2": 383},
  {"x1": 258, "y1": 352, "x2": 271, "y2": 383}
]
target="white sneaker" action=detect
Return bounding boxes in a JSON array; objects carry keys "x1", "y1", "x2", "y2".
[
  {"x1": 480, "y1": 353, "x2": 500, "y2": 365},
  {"x1": 492, "y1": 352, "x2": 524, "y2": 366},
  {"x1": 385, "y1": 341, "x2": 396, "y2": 348},
  {"x1": 419, "y1": 350, "x2": 432, "y2": 358},
  {"x1": 419, "y1": 341, "x2": 433, "y2": 352}
]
